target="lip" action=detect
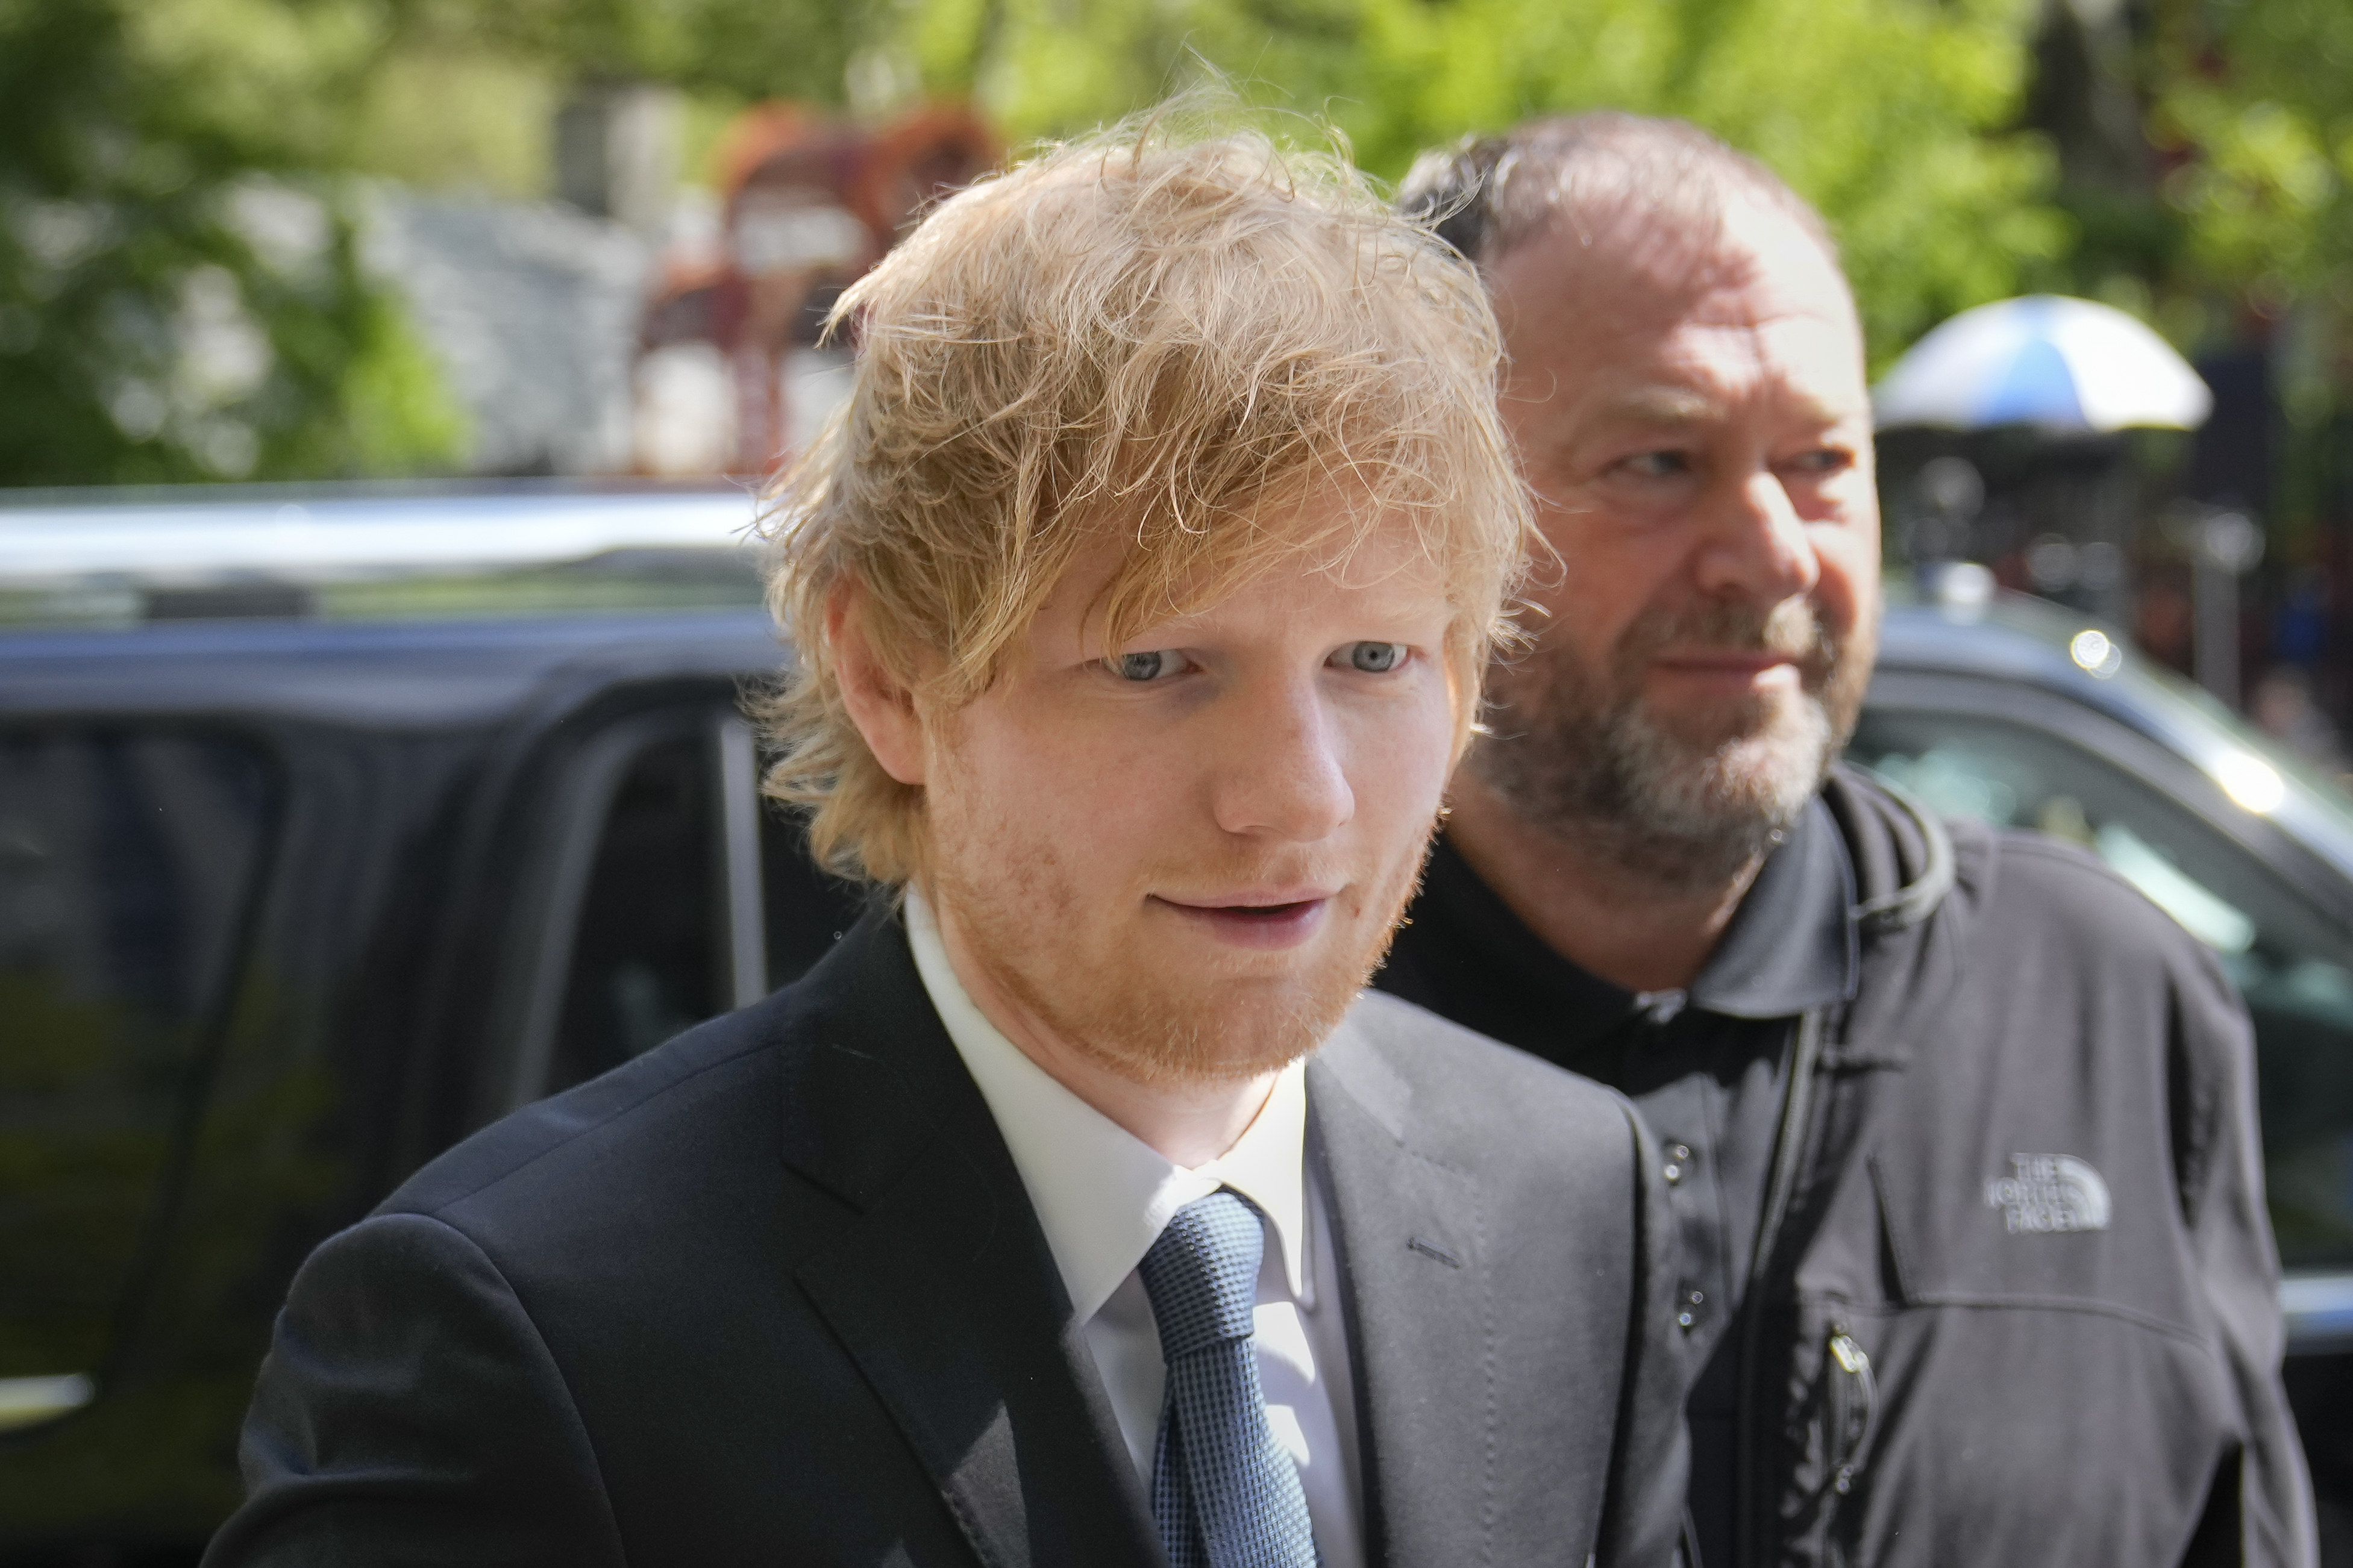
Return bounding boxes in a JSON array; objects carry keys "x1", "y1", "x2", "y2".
[{"x1": 1150, "y1": 890, "x2": 1336, "y2": 950}]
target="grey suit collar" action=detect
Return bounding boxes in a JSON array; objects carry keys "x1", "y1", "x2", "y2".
[{"x1": 1309, "y1": 1014, "x2": 1496, "y2": 1566}]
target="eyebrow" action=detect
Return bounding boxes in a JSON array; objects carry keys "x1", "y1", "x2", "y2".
[
  {"x1": 1602, "y1": 384, "x2": 1856, "y2": 430},
  {"x1": 1601, "y1": 386, "x2": 1719, "y2": 425}
]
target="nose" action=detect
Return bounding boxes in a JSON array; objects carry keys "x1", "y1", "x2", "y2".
[
  {"x1": 1209, "y1": 673, "x2": 1356, "y2": 843},
  {"x1": 1693, "y1": 467, "x2": 1820, "y2": 604}
]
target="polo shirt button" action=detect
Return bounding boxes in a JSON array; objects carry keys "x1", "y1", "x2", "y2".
[{"x1": 1664, "y1": 1144, "x2": 1692, "y2": 1184}]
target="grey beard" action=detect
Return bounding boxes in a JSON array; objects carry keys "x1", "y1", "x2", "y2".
[{"x1": 1469, "y1": 673, "x2": 1840, "y2": 893}]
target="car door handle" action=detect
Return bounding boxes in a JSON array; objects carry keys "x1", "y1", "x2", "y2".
[{"x1": 0, "y1": 1373, "x2": 95, "y2": 1432}]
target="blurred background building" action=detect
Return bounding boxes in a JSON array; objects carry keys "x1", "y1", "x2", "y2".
[{"x1": 5, "y1": 0, "x2": 2353, "y2": 750}]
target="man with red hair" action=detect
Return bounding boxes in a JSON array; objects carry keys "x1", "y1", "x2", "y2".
[{"x1": 205, "y1": 114, "x2": 1688, "y2": 1568}]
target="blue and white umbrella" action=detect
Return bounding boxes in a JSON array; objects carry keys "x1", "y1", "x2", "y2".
[{"x1": 1872, "y1": 294, "x2": 2212, "y2": 433}]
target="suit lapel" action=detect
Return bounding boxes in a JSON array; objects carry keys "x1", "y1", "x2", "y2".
[
  {"x1": 1309, "y1": 1024, "x2": 1497, "y2": 1566},
  {"x1": 780, "y1": 911, "x2": 1161, "y2": 1568}
]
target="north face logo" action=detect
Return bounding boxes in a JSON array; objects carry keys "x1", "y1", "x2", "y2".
[{"x1": 1985, "y1": 1154, "x2": 2111, "y2": 1234}]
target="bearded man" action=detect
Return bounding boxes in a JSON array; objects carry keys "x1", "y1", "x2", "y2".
[
  {"x1": 199, "y1": 119, "x2": 1688, "y2": 1568},
  {"x1": 1383, "y1": 116, "x2": 2314, "y2": 1567}
]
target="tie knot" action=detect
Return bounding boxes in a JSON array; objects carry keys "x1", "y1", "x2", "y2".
[{"x1": 1138, "y1": 1190, "x2": 1265, "y2": 1362}]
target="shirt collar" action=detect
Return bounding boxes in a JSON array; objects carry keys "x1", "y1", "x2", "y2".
[{"x1": 903, "y1": 890, "x2": 1312, "y2": 1324}]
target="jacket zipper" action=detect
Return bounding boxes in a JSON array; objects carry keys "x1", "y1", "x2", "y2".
[
  {"x1": 1734, "y1": 1004, "x2": 1829, "y2": 1568},
  {"x1": 1825, "y1": 1324, "x2": 1877, "y2": 1499},
  {"x1": 1729, "y1": 782, "x2": 1946, "y2": 1568},
  {"x1": 1822, "y1": 1323, "x2": 1878, "y2": 1563}
]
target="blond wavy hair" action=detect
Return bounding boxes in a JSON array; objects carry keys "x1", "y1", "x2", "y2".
[{"x1": 754, "y1": 105, "x2": 1534, "y2": 886}]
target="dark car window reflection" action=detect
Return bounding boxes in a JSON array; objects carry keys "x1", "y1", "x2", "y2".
[
  {"x1": 541, "y1": 720, "x2": 864, "y2": 1100},
  {"x1": 0, "y1": 729, "x2": 276, "y2": 1430},
  {"x1": 1851, "y1": 709, "x2": 2353, "y2": 1271},
  {"x1": 550, "y1": 734, "x2": 721, "y2": 1089}
]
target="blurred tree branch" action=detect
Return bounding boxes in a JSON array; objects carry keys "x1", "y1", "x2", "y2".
[
  {"x1": 0, "y1": 0, "x2": 464, "y2": 485},
  {"x1": 15, "y1": 0, "x2": 2353, "y2": 489}
]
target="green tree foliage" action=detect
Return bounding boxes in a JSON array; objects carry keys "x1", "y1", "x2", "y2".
[
  {"x1": 2146, "y1": 0, "x2": 2353, "y2": 315},
  {"x1": 330, "y1": 0, "x2": 2076, "y2": 379},
  {"x1": 441, "y1": 0, "x2": 872, "y2": 104},
  {"x1": 2016, "y1": 0, "x2": 2353, "y2": 542},
  {"x1": 2143, "y1": 0, "x2": 2353, "y2": 520},
  {"x1": 0, "y1": 0, "x2": 463, "y2": 486},
  {"x1": 895, "y1": 0, "x2": 2067, "y2": 370},
  {"x1": 30, "y1": 0, "x2": 2351, "y2": 489}
]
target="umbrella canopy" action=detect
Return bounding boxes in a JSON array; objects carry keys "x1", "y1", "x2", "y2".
[{"x1": 1872, "y1": 294, "x2": 2212, "y2": 433}]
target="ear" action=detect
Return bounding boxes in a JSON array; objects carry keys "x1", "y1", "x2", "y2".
[{"x1": 829, "y1": 579, "x2": 930, "y2": 787}]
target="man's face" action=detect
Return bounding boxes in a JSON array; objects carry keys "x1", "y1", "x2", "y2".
[
  {"x1": 1473, "y1": 195, "x2": 1881, "y2": 881},
  {"x1": 920, "y1": 511, "x2": 1462, "y2": 1085}
]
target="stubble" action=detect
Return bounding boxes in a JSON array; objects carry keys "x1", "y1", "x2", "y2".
[
  {"x1": 1469, "y1": 595, "x2": 1870, "y2": 889},
  {"x1": 929, "y1": 806, "x2": 1437, "y2": 1090}
]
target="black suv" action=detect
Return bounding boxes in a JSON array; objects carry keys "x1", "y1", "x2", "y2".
[{"x1": 3, "y1": 484, "x2": 2351, "y2": 1562}]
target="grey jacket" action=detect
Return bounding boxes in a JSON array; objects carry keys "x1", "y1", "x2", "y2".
[
  {"x1": 1740, "y1": 770, "x2": 2315, "y2": 1566},
  {"x1": 201, "y1": 905, "x2": 1689, "y2": 1567}
]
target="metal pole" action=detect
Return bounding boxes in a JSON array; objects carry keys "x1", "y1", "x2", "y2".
[
  {"x1": 715, "y1": 714, "x2": 769, "y2": 1008},
  {"x1": 2193, "y1": 552, "x2": 2238, "y2": 708},
  {"x1": 2192, "y1": 511, "x2": 2261, "y2": 710}
]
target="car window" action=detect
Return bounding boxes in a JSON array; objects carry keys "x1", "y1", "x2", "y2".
[
  {"x1": 0, "y1": 729, "x2": 276, "y2": 1430},
  {"x1": 528, "y1": 708, "x2": 864, "y2": 1102},
  {"x1": 1850, "y1": 707, "x2": 2353, "y2": 1272},
  {"x1": 548, "y1": 732, "x2": 723, "y2": 1090}
]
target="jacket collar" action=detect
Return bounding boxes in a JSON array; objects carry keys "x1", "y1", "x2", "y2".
[
  {"x1": 1817, "y1": 764, "x2": 1969, "y2": 1072},
  {"x1": 775, "y1": 908, "x2": 1501, "y2": 1566},
  {"x1": 776, "y1": 905, "x2": 1163, "y2": 1568},
  {"x1": 1692, "y1": 793, "x2": 1860, "y2": 1017},
  {"x1": 1821, "y1": 763, "x2": 1957, "y2": 937},
  {"x1": 1307, "y1": 1014, "x2": 1494, "y2": 1564}
]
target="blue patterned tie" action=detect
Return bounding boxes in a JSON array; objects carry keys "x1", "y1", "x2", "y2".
[{"x1": 1138, "y1": 1190, "x2": 1320, "y2": 1568}]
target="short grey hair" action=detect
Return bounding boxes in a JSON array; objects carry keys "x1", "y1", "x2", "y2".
[{"x1": 1399, "y1": 112, "x2": 1838, "y2": 271}]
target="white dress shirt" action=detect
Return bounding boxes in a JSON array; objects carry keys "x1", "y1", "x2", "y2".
[{"x1": 904, "y1": 893, "x2": 1364, "y2": 1568}]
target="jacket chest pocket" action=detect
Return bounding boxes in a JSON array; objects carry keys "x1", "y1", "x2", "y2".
[
  {"x1": 1866, "y1": 1134, "x2": 2197, "y2": 1331},
  {"x1": 1778, "y1": 1297, "x2": 2234, "y2": 1568}
]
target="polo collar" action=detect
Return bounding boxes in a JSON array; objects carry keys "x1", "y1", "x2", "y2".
[
  {"x1": 1689, "y1": 793, "x2": 1860, "y2": 1019},
  {"x1": 1417, "y1": 792, "x2": 1858, "y2": 1039}
]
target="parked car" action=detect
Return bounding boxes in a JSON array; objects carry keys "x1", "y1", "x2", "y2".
[{"x1": 2, "y1": 486, "x2": 2349, "y2": 1563}]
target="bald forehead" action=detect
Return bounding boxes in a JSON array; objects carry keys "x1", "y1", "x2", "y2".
[
  {"x1": 1506, "y1": 187, "x2": 1847, "y2": 311},
  {"x1": 1487, "y1": 194, "x2": 1860, "y2": 371}
]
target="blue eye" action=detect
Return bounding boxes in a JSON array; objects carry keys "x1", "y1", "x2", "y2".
[
  {"x1": 1346, "y1": 642, "x2": 1404, "y2": 673},
  {"x1": 1112, "y1": 651, "x2": 1184, "y2": 681}
]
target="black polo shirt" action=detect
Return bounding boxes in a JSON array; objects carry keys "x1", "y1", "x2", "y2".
[{"x1": 1376, "y1": 796, "x2": 1859, "y2": 1563}]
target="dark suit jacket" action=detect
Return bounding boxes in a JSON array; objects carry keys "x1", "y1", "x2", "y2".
[{"x1": 202, "y1": 907, "x2": 1688, "y2": 1567}]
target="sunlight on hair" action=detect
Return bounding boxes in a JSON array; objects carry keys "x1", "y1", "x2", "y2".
[{"x1": 751, "y1": 93, "x2": 1534, "y2": 886}]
